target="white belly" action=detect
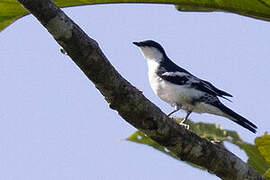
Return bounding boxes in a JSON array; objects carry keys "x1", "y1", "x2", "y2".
[
  {"x1": 146, "y1": 60, "x2": 225, "y2": 116},
  {"x1": 149, "y1": 74, "x2": 225, "y2": 116},
  {"x1": 148, "y1": 72, "x2": 204, "y2": 111}
]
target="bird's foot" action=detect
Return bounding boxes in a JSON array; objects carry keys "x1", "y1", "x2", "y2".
[
  {"x1": 179, "y1": 117, "x2": 189, "y2": 130},
  {"x1": 179, "y1": 122, "x2": 189, "y2": 130},
  {"x1": 167, "y1": 104, "x2": 182, "y2": 117}
]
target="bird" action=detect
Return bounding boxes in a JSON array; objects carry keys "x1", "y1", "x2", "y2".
[{"x1": 133, "y1": 40, "x2": 257, "y2": 133}]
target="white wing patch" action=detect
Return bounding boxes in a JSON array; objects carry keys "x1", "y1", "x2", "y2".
[
  {"x1": 162, "y1": 71, "x2": 189, "y2": 77},
  {"x1": 162, "y1": 71, "x2": 200, "y2": 84}
]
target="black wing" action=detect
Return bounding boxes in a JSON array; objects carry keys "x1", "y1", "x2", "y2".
[
  {"x1": 201, "y1": 80, "x2": 232, "y2": 97},
  {"x1": 159, "y1": 72, "x2": 190, "y2": 85},
  {"x1": 159, "y1": 71, "x2": 232, "y2": 101}
]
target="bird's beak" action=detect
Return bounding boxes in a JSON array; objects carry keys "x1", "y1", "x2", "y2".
[{"x1": 133, "y1": 42, "x2": 141, "y2": 47}]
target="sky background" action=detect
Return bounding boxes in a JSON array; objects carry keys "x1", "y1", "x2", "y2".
[{"x1": 1, "y1": 4, "x2": 270, "y2": 180}]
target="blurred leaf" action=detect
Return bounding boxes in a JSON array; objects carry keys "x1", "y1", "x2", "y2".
[
  {"x1": 127, "y1": 130, "x2": 181, "y2": 160},
  {"x1": 256, "y1": 133, "x2": 270, "y2": 163},
  {"x1": 236, "y1": 142, "x2": 270, "y2": 177},
  {"x1": 126, "y1": 127, "x2": 204, "y2": 170},
  {"x1": 255, "y1": 133, "x2": 270, "y2": 178},
  {"x1": 127, "y1": 118, "x2": 242, "y2": 170},
  {"x1": 0, "y1": 0, "x2": 28, "y2": 32},
  {"x1": 126, "y1": 119, "x2": 270, "y2": 178},
  {"x1": 175, "y1": 119, "x2": 242, "y2": 143},
  {"x1": 2, "y1": 0, "x2": 270, "y2": 32},
  {"x1": 175, "y1": 0, "x2": 270, "y2": 22}
]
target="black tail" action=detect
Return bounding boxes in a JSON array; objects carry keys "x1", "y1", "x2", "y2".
[{"x1": 216, "y1": 103, "x2": 257, "y2": 133}]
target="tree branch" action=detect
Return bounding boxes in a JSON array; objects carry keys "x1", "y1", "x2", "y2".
[{"x1": 17, "y1": 0, "x2": 264, "y2": 179}]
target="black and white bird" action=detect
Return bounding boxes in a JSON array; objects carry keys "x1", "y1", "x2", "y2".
[{"x1": 133, "y1": 40, "x2": 257, "y2": 133}]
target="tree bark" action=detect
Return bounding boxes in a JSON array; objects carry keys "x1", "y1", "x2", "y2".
[{"x1": 17, "y1": 0, "x2": 264, "y2": 179}]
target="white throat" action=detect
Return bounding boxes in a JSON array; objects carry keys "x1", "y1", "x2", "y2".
[
  {"x1": 147, "y1": 59, "x2": 160, "y2": 75},
  {"x1": 140, "y1": 47, "x2": 164, "y2": 62}
]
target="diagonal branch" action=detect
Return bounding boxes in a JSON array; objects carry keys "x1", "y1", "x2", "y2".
[{"x1": 17, "y1": 0, "x2": 264, "y2": 179}]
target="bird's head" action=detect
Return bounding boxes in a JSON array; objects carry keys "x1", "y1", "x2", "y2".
[{"x1": 133, "y1": 40, "x2": 167, "y2": 62}]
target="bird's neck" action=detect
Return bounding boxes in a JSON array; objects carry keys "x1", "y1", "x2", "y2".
[
  {"x1": 141, "y1": 46, "x2": 167, "y2": 62},
  {"x1": 146, "y1": 59, "x2": 162, "y2": 74},
  {"x1": 144, "y1": 55, "x2": 163, "y2": 63}
]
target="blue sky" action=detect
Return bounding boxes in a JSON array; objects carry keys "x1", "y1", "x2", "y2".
[{"x1": 0, "y1": 4, "x2": 269, "y2": 180}]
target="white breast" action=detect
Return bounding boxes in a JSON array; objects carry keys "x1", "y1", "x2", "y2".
[{"x1": 146, "y1": 60, "x2": 204, "y2": 111}]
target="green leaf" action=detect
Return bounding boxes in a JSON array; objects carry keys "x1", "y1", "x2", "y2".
[
  {"x1": 255, "y1": 134, "x2": 270, "y2": 178},
  {"x1": 236, "y1": 142, "x2": 270, "y2": 177},
  {"x1": 175, "y1": 0, "x2": 270, "y2": 22},
  {"x1": 174, "y1": 118, "x2": 242, "y2": 143},
  {"x1": 127, "y1": 130, "x2": 181, "y2": 160},
  {"x1": 126, "y1": 126, "x2": 204, "y2": 170},
  {"x1": 126, "y1": 119, "x2": 270, "y2": 178},
  {"x1": 0, "y1": 0, "x2": 28, "y2": 31},
  {"x1": 2, "y1": 0, "x2": 270, "y2": 32},
  {"x1": 127, "y1": 118, "x2": 242, "y2": 170}
]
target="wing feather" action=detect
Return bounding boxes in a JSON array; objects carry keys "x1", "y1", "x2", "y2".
[{"x1": 159, "y1": 71, "x2": 232, "y2": 101}]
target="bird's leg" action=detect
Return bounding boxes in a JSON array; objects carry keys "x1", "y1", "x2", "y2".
[
  {"x1": 179, "y1": 111, "x2": 192, "y2": 130},
  {"x1": 167, "y1": 104, "x2": 181, "y2": 117}
]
